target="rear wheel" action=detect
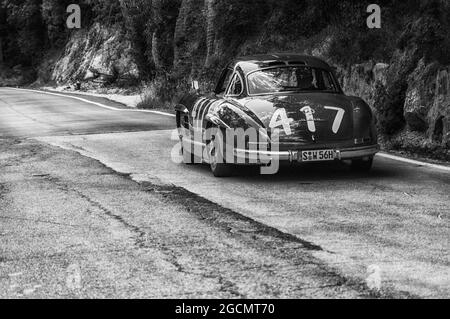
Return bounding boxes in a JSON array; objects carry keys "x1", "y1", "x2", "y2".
[
  {"x1": 351, "y1": 157, "x2": 374, "y2": 172},
  {"x1": 177, "y1": 112, "x2": 196, "y2": 165},
  {"x1": 208, "y1": 129, "x2": 233, "y2": 178}
]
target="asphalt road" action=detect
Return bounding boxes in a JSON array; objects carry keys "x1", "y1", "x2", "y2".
[
  {"x1": 0, "y1": 88, "x2": 173, "y2": 137},
  {"x1": 0, "y1": 87, "x2": 448, "y2": 298}
]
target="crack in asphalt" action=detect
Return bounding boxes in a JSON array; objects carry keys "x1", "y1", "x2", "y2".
[
  {"x1": 2, "y1": 140, "x2": 416, "y2": 299},
  {"x1": 141, "y1": 183, "x2": 325, "y2": 252},
  {"x1": 25, "y1": 174, "x2": 204, "y2": 291},
  {"x1": 72, "y1": 198, "x2": 246, "y2": 297},
  {"x1": 137, "y1": 229, "x2": 249, "y2": 298},
  {"x1": 42, "y1": 175, "x2": 151, "y2": 250},
  {"x1": 46, "y1": 174, "x2": 380, "y2": 297},
  {"x1": 217, "y1": 276, "x2": 245, "y2": 298},
  {"x1": 34, "y1": 144, "x2": 363, "y2": 297},
  {"x1": 0, "y1": 183, "x2": 7, "y2": 201},
  {"x1": 137, "y1": 183, "x2": 385, "y2": 297},
  {"x1": 73, "y1": 190, "x2": 149, "y2": 247},
  {"x1": 137, "y1": 182, "x2": 419, "y2": 299},
  {"x1": 32, "y1": 173, "x2": 355, "y2": 298},
  {"x1": 49, "y1": 142, "x2": 326, "y2": 250}
]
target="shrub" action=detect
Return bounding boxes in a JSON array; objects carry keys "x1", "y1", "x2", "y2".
[
  {"x1": 386, "y1": 130, "x2": 450, "y2": 161},
  {"x1": 373, "y1": 81, "x2": 407, "y2": 135},
  {"x1": 137, "y1": 75, "x2": 188, "y2": 110}
]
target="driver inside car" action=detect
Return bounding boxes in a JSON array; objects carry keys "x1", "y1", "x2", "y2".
[{"x1": 296, "y1": 68, "x2": 318, "y2": 90}]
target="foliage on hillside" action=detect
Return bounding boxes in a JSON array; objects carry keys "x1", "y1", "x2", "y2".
[{"x1": 1, "y1": 1, "x2": 448, "y2": 78}]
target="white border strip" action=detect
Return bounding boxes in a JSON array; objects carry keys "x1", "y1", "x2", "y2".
[
  {"x1": 377, "y1": 152, "x2": 450, "y2": 172},
  {"x1": 6, "y1": 87, "x2": 176, "y2": 118}
]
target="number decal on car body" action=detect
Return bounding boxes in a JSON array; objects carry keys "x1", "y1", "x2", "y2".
[
  {"x1": 300, "y1": 106, "x2": 316, "y2": 133},
  {"x1": 270, "y1": 106, "x2": 346, "y2": 136},
  {"x1": 269, "y1": 108, "x2": 294, "y2": 136},
  {"x1": 324, "y1": 106, "x2": 345, "y2": 134}
]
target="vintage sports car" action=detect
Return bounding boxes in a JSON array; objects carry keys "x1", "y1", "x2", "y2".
[{"x1": 176, "y1": 54, "x2": 380, "y2": 177}]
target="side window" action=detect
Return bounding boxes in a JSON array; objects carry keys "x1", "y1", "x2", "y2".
[
  {"x1": 226, "y1": 73, "x2": 243, "y2": 96},
  {"x1": 321, "y1": 71, "x2": 337, "y2": 91},
  {"x1": 215, "y1": 68, "x2": 233, "y2": 95}
]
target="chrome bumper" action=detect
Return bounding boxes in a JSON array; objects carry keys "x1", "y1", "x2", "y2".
[
  {"x1": 336, "y1": 145, "x2": 380, "y2": 160},
  {"x1": 234, "y1": 145, "x2": 380, "y2": 163}
]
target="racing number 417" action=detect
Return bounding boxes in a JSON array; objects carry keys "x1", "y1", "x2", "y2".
[{"x1": 269, "y1": 106, "x2": 345, "y2": 135}]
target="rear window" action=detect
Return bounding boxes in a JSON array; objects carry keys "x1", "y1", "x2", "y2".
[{"x1": 247, "y1": 66, "x2": 338, "y2": 95}]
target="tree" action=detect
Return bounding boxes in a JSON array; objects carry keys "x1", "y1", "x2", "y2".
[
  {"x1": 0, "y1": 3, "x2": 8, "y2": 63},
  {"x1": 146, "y1": 0, "x2": 182, "y2": 72},
  {"x1": 41, "y1": 0, "x2": 73, "y2": 47},
  {"x1": 119, "y1": 0, "x2": 154, "y2": 77},
  {"x1": 0, "y1": 38, "x2": 3, "y2": 64},
  {"x1": 3, "y1": 0, "x2": 46, "y2": 65}
]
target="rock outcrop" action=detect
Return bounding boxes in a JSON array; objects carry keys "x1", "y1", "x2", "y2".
[
  {"x1": 339, "y1": 62, "x2": 388, "y2": 108},
  {"x1": 428, "y1": 67, "x2": 450, "y2": 147},
  {"x1": 51, "y1": 23, "x2": 139, "y2": 85},
  {"x1": 339, "y1": 55, "x2": 449, "y2": 151}
]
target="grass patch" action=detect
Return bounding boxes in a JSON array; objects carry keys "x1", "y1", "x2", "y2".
[
  {"x1": 137, "y1": 75, "x2": 190, "y2": 110},
  {"x1": 384, "y1": 130, "x2": 450, "y2": 162}
]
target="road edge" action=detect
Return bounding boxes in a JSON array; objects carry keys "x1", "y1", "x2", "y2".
[
  {"x1": 377, "y1": 152, "x2": 450, "y2": 172},
  {"x1": 5, "y1": 87, "x2": 176, "y2": 118}
]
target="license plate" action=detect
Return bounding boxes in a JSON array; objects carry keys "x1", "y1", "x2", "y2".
[{"x1": 300, "y1": 150, "x2": 336, "y2": 162}]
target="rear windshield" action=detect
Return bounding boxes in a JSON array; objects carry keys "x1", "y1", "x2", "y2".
[{"x1": 247, "y1": 66, "x2": 339, "y2": 95}]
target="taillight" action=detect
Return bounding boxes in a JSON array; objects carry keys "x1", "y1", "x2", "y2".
[{"x1": 352, "y1": 100, "x2": 373, "y2": 144}]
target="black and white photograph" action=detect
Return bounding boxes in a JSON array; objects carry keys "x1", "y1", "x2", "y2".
[{"x1": 0, "y1": 0, "x2": 449, "y2": 305}]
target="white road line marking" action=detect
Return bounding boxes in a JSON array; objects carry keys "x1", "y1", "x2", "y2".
[
  {"x1": 377, "y1": 152, "x2": 450, "y2": 172},
  {"x1": 6, "y1": 88, "x2": 176, "y2": 118}
]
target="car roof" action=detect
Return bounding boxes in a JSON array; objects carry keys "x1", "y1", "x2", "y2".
[{"x1": 231, "y1": 54, "x2": 333, "y2": 74}]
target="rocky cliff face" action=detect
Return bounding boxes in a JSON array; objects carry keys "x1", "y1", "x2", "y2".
[
  {"x1": 47, "y1": 23, "x2": 139, "y2": 86},
  {"x1": 339, "y1": 56, "x2": 449, "y2": 158},
  {"x1": 339, "y1": 59, "x2": 450, "y2": 160},
  {"x1": 428, "y1": 67, "x2": 449, "y2": 146},
  {"x1": 339, "y1": 62, "x2": 389, "y2": 108}
]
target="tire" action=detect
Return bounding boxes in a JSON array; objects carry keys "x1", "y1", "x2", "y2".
[
  {"x1": 177, "y1": 113, "x2": 195, "y2": 165},
  {"x1": 208, "y1": 129, "x2": 233, "y2": 178},
  {"x1": 351, "y1": 157, "x2": 374, "y2": 172}
]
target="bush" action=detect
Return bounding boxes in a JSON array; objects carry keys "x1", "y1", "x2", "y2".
[
  {"x1": 137, "y1": 75, "x2": 188, "y2": 110},
  {"x1": 328, "y1": 28, "x2": 395, "y2": 66},
  {"x1": 386, "y1": 130, "x2": 450, "y2": 161},
  {"x1": 373, "y1": 81, "x2": 407, "y2": 135},
  {"x1": 398, "y1": 9, "x2": 450, "y2": 65},
  {"x1": 137, "y1": 83, "x2": 162, "y2": 109}
]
